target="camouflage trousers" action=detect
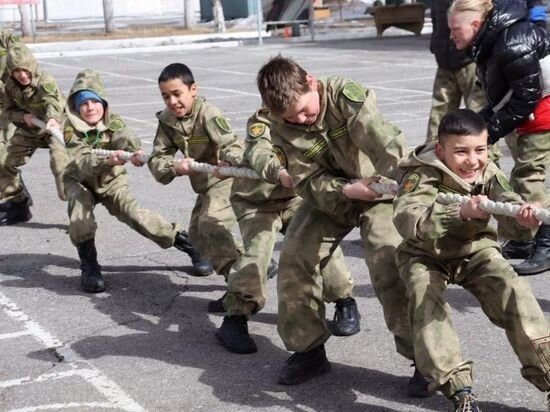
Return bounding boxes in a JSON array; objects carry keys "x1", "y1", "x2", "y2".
[
  {"x1": 0, "y1": 129, "x2": 68, "y2": 202},
  {"x1": 398, "y1": 247, "x2": 550, "y2": 397},
  {"x1": 224, "y1": 203, "x2": 354, "y2": 317},
  {"x1": 65, "y1": 173, "x2": 180, "y2": 247},
  {"x1": 277, "y1": 200, "x2": 413, "y2": 358},
  {"x1": 505, "y1": 130, "x2": 550, "y2": 208},
  {"x1": 426, "y1": 64, "x2": 502, "y2": 162},
  {"x1": 188, "y1": 178, "x2": 243, "y2": 279}
]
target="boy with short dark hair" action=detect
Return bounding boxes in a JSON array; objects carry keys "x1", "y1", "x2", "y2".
[
  {"x1": 255, "y1": 55, "x2": 428, "y2": 394},
  {"x1": 393, "y1": 108, "x2": 550, "y2": 411},
  {"x1": 0, "y1": 43, "x2": 68, "y2": 225},
  {"x1": 63, "y1": 69, "x2": 211, "y2": 293},
  {"x1": 148, "y1": 63, "x2": 243, "y2": 301}
]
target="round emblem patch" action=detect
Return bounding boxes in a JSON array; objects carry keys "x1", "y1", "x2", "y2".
[
  {"x1": 272, "y1": 145, "x2": 287, "y2": 169},
  {"x1": 495, "y1": 173, "x2": 514, "y2": 192},
  {"x1": 109, "y1": 118, "x2": 125, "y2": 131},
  {"x1": 342, "y1": 83, "x2": 366, "y2": 103},
  {"x1": 215, "y1": 117, "x2": 232, "y2": 134},
  {"x1": 42, "y1": 82, "x2": 57, "y2": 94},
  {"x1": 248, "y1": 122, "x2": 266, "y2": 138}
]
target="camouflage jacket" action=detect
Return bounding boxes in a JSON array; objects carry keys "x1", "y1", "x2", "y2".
[
  {"x1": 255, "y1": 76, "x2": 408, "y2": 225},
  {"x1": 0, "y1": 31, "x2": 20, "y2": 86},
  {"x1": 63, "y1": 69, "x2": 140, "y2": 195},
  {"x1": 230, "y1": 108, "x2": 301, "y2": 218},
  {"x1": 393, "y1": 143, "x2": 536, "y2": 261},
  {"x1": 148, "y1": 96, "x2": 243, "y2": 194},
  {"x1": 3, "y1": 44, "x2": 64, "y2": 131}
]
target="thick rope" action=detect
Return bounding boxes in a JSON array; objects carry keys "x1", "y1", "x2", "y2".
[
  {"x1": 437, "y1": 192, "x2": 550, "y2": 224},
  {"x1": 30, "y1": 117, "x2": 65, "y2": 147}
]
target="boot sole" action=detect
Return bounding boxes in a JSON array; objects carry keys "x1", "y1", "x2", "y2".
[
  {"x1": 277, "y1": 362, "x2": 331, "y2": 385},
  {"x1": 514, "y1": 265, "x2": 550, "y2": 276},
  {"x1": 215, "y1": 331, "x2": 258, "y2": 354}
]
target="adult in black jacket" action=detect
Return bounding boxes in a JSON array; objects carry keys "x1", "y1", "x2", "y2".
[{"x1": 449, "y1": 0, "x2": 550, "y2": 276}]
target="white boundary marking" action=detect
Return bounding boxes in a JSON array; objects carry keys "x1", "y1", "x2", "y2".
[{"x1": 0, "y1": 291, "x2": 145, "y2": 412}]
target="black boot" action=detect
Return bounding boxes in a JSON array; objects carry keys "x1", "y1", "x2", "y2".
[
  {"x1": 76, "y1": 239, "x2": 105, "y2": 293},
  {"x1": 331, "y1": 297, "x2": 361, "y2": 336},
  {"x1": 215, "y1": 315, "x2": 258, "y2": 354},
  {"x1": 407, "y1": 364, "x2": 433, "y2": 398},
  {"x1": 450, "y1": 388, "x2": 481, "y2": 412},
  {"x1": 267, "y1": 257, "x2": 278, "y2": 279},
  {"x1": 502, "y1": 239, "x2": 535, "y2": 260},
  {"x1": 0, "y1": 178, "x2": 33, "y2": 213},
  {"x1": 207, "y1": 292, "x2": 227, "y2": 313},
  {"x1": 174, "y1": 231, "x2": 213, "y2": 276},
  {"x1": 0, "y1": 196, "x2": 31, "y2": 226},
  {"x1": 277, "y1": 344, "x2": 331, "y2": 385},
  {"x1": 513, "y1": 225, "x2": 550, "y2": 276}
]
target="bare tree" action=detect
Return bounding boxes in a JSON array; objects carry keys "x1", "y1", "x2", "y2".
[
  {"x1": 184, "y1": 0, "x2": 196, "y2": 29},
  {"x1": 18, "y1": 5, "x2": 32, "y2": 37},
  {"x1": 103, "y1": 0, "x2": 116, "y2": 33},
  {"x1": 212, "y1": 0, "x2": 226, "y2": 33}
]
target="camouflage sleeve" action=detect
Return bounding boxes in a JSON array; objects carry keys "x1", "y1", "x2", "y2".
[
  {"x1": 338, "y1": 84, "x2": 409, "y2": 182},
  {"x1": 40, "y1": 75, "x2": 65, "y2": 123},
  {"x1": 244, "y1": 120, "x2": 282, "y2": 184},
  {"x1": 487, "y1": 169, "x2": 537, "y2": 240},
  {"x1": 64, "y1": 125, "x2": 110, "y2": 178},
  {"x1": 147, "y1": 122, "x2": 179, "y2": 185},
  {"x1": 393, "y1": 168, "x2": 465, "y2": 241},
  {"x1": 202, "y1": 107, "x2": 243, "y2": 165},
  {"x1": 2, "y1": 84, "x2": 25, "y2": 124},
  {"x1": 108, "y1": 115, "x2": 141, "y2": 152}
]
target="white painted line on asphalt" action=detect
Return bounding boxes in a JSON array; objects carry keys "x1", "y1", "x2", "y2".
[
  {"x1": 120, "y1": 115, "x2": 157, "y2": 126},
  {"x1": 8, "y1": 402, "x2": 121, "y2": 411},
  {"x1": 0, "y1": 291, "x2": 145, "y2": 412},
  {"x1": 371, "y1": 85, "x2": 432, "y2": 96},
  {"x1": 0, "y1": 330, "x2": 31, "y2": 340},
  {"x1": 201, "y1": 86, "x2": 259, "y2": 97},
  {"x1": 40, "y1": 61, "x2": 155, "y2": 83}
]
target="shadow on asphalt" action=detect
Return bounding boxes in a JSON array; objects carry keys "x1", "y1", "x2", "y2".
[{"x1": 1, "y1": 252, "x2": 543, "y2": 411}]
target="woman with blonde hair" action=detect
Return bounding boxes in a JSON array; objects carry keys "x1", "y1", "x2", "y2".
[{"x1": 449, "y1": 0, "x2": 550, "y2": 277}]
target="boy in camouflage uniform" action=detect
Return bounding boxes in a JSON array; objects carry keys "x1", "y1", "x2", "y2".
[
  {"x1": 63, "y1": 69, "x2": 212, "y2": 293},
  {"x1": 0, "y1": 43, "x2": 68, "y2": 225},
  {"x1": 0, "y1": 31, "x2": 19, "y2": 149},
  {"x1": 216, "y1": 109, "x2": 360, "y2": 354},
  {"x1": 148, "y1": 63, "x2": 243, "y2": 307},
  {"x1": 393, "y1": 109, "x2": 550, "y2": 411},
  {"x1": 255, "y1": 56, "x2": 429, "y2": 394}
]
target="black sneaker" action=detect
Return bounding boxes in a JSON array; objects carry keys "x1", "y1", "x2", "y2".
[
  {"x1": 267, "y1": 257, "x2": 278, "y2": 279},
  {"x1": 450, "y1": 388, "x2": 481, "y2": 412},
  {"x1": 277, "y1": 344, "x2": 331, "y2": 385},
  {"x1": 207, "y1": 293, "x2": 226, "y2": 313},
  {"x1": 407, "y1": 365, "x2": 433, "y2": 398},
  {"x1": 502, "y1": 239, "x2": 535, "y2": 260},
  {"x1": 215, "y1": 315, "x2": 257, "y2": 354},
  {"x1": 331, "y1": 297, "x2": 360, "y2": 336}
]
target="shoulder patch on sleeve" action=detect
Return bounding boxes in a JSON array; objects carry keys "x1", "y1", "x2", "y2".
[
  {"x1": 214, "y1": 116, "x2": 232, "y2": 134},
  {"x1": 248, "y1": 122, "x2": 266, "y2": 138},
  {"x1": 342, "y1": 83, "x2": 366, "y2": 103},
  {"x1": 399, "y1": 173, "x2": 420, "y2": 195},
  {"x1": 42, "y1": 82, "x2": 57, "y2": 94},
  {"x1": 272, "y1": 145, "x2": 288, "y2": 169},
  {"x1": 495, "y1": 173, "x2": 514, "y2": 192},
  {"x1": 63, "y1": 125, "x2": 74, "y2": 143},
  {"x1": 0, "y1": 48, "x2": 7, "y2": 57},
  {"x1": 109, "y1": 118, "x2": 125, "y2": 131}
]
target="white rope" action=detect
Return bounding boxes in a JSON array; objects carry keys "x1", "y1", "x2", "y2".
[
  {"x1": 437, "y1": 192, "x2": 550, "y2": 224},
  {"x1": 30, "y1": 117, "x2": 65, "y2": 147},
  {"x1": 369, "y1": 182, "x2": 399, "y2": 195}
]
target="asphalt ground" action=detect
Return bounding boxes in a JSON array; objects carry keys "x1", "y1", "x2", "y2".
[{"x1": 0, "y1": 33, "x2": 549, "y2": 411}]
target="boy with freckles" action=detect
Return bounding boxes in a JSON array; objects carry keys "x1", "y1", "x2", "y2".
[
  {"x1": 393, "y1": 109, "x2": 550, "y2": 411},
  {"x1": 148, "y1": 63, "x2": 244, "y2": 308}
]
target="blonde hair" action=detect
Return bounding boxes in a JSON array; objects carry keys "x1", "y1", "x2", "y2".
[
  {"x1": 449, "y1": 0, "x2": 493, "y2": 20},
  {"x1": 256, "y1": 55, "x2": 310, "y2": 115}
]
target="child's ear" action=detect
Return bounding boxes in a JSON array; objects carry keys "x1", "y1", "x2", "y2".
[
  {"x1": 306, "y1": 74, "x2": 316, "y2": 92},
  {"x1": 435, "y1": 142, "x2": 445, "y2": 161},
  {"x1": 190, "y1": 83, "x2": 198, "y2": 95}
]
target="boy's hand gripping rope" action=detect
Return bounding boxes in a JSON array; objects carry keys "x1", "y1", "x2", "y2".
[
  {"x1": 30, "y1": 117, "x2": 65, "y2": 147},
  {"x1": 437, "y1": 192, "x2": 550, "y2": 224}
]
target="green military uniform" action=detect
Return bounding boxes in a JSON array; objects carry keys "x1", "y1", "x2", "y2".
[
  {"x1": 63, "y1": 69, "x2": 181, "y2": 247},
  {"x1": 224, "y1": 109, "x2": 354, "y2": 316},
  {"x1": 0, "y1": 31, "x2": 19, "y2": 147},
  {"x1": 148, "y1": 96, "x2": 243, "y2": 277},
  {"x1": 393, "y1": 142, "x2": 550, "y2": 397},
  {"x1": 261, "y1": 77, "x2": 414, "y2": 357},
  {"x1": 0, "y1": 43, "x2": 68, "y2": 202}
]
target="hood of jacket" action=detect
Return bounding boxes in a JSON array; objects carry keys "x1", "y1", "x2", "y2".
[
  {"x1": 471, "y1": 0, "x2": 528, "y2": 61},
  {"x1": 65, "y1": 69, "x2": 110, "y2": 133},
  {"x1": 7, "y1": 43, "x2": 39, "y2": 88}
]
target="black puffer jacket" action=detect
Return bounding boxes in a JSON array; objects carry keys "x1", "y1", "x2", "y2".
[
  {"x1": 471, "y1": 0, "x2": 550, "y2": 142},
  {"x1": 430, "y1": 0, "x2": 472, "y2": 70}
]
